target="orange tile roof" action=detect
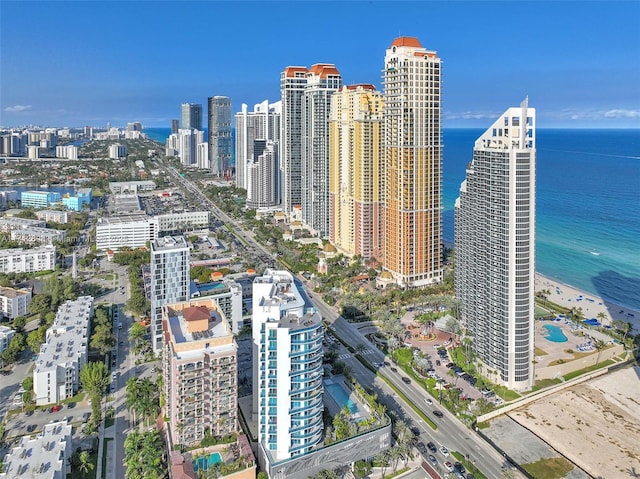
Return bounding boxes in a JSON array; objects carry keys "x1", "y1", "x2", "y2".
[
  {"x1": 344, "y1": 84, "x2": 377, "y2": 91},
  {"x1": 390, "y1": 36, "x2": 423, "y2": 48},
  {"x1": 308, "y1": 63, "x2": 341, "y2": 78},
  {"x1": 283, "y1": 66, "x2": 308, "y2": 77},
  {"x1": 183, "y1": 305, "x2": 210, "y2": 322}
]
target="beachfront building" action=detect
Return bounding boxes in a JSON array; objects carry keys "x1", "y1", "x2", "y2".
[
  {"x1": 182, "y1": 103, "x2": 203, "y2": 130},
  {"x1": 454, "y1": 99, "x2": 536, "y2": 391},
  {"x1": 0, "y1": 420, "x2": 72, "y2": 478},
  {"x1": 382, "y1": 37, "x2": 443, "y2": 288},
  {"x1": 150, "y1": 236, "x2": 190, "y2": 353},
  {"x1": 11, "y1": 226, "x2": 66, "y2": 246},
  {"x1": 95, "y1": 214, "x2": 158, "y2": 251},
  {"x1": 247, "y1": 140, "x2": 281, "y2": 209},
  {"x1": 329, "y1": 84, "x2": 383, "y2": 259},
  {"x1": 235, "y1": 100, "x2": 282, "y2": 193},
  {"x1": 252, "y1": 269, "x2": 324, "y2": 466},
  {"x1": 162, "y1": 297, "x2": 238, "y2": 447},
  {"x1": 0, "y1": 246, "x2": 56, "y2": 273},
  {"x1": 0, "y1": 325, "x2": 16, "y2": 353},
  {"x1": 208, "y1": 96, "x2": 233, "y2": 176},
  {"x1": 20, "y1": 191, "x2": 62, "y2": 209},
  {"x1": 108, "y1": 180, "x2": 156, "y2": 194},
  {"x1": 35, "y1": 210, "x2": 75, "y2": 224},
  {"x1": 33, "y1": 296, "x2": 93, "y2": 405},
  {"x1": 0, "y1": 286, "x2": 32, "y2": 321}
]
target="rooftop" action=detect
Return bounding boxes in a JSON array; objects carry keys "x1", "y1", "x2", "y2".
[
  {"x1": 152, "y1": 235, "x2": 188, "y2": 251},
  {"x1": 0, "y1": 286, "x2": 31, "y2": 299}
]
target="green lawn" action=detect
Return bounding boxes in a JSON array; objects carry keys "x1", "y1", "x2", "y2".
[
  {"x1": 521, "y1": 457, "x2": 573, "y2": 479},
  {"x1": 563, "y1": 359, "x2": 615, "y2": 381},
  {"x1": 67, "y1": 439, "x2": 98, "y2": 479}
]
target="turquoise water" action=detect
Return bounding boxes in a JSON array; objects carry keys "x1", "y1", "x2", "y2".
[
  {"x1": 197, "y1": 282, "x2": 225, "y2": 292},
  {"x1": 543, "y1": 324, "x2": 568, "y2": 343},
  {"x1": 325, "y1": 382, "x2": 359, "y2": 414},
  {"x1": 146, "y1": 127, "x2": 640, "y2": 311},
  {"x1": 192, "y1": 452, "x2": 222, "y2": 471}
]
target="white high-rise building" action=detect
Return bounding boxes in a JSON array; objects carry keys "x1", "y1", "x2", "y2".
[
  {"x1": 247, "y1": 140, "x2": 280, "y2": 209},
  {"x1": 208, "y1": 96, "x2": 232, "y2": 176},
  {"x1": 235, "y1": 100, "x2": 281, "y2": 190},
  {"x1": 150, "y1": 236, "x2": 190, "y2": 353},
  {"x1": 454, "y1": 99, "x2": 536, "y2": 391},
  {"x1": 252, "y1": 269, "x2": 324, "y2": 463},
  {"x1": 301, "y1": 64, "x2": 342, "y2": 238}
]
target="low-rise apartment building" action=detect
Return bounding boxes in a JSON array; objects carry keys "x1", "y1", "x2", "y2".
[
  {"x1": 33, "y1": 296, "x2": 93, "y2": 405},
  {"x1": 162, "y1": 297, "x2": 238, "y2": 448},
  {"x1": 35, "y1": 210, "x2": 76, "y2": 224},
  {"x1": 0, "y1": 217, "x2": 46, "y2": 232},
  {"x1": 0, "y1": 246, "x2": 56, "y2": 273},
  {"x1": 11, "y1": 226, "x2": 66, "y2": 245},
  {"x1": 95, "y1": 214, "x2": 158, "y2": 251},
  {"x1": 0, "y1": 325, "x2": 16, "y2": 353},
  {"x1": 0, "y1": 286, "x2": 32, "y2": 320}
]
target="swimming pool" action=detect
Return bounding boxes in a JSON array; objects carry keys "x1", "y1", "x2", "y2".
[
  {"x1": 325, "y1": 382, "x2": 360, "y2": 414},
  {"x1": 197, "y1": 282, "x2": 226, "y2": 292},
  {"x1": 192, "y1": 452, "x2": 222, "y2": 471},
  {"x1": 543, "y1": 324, "x2": 568, "y2": 343}
]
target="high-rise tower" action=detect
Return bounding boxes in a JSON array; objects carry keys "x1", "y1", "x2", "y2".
[
  {"x1": 150, "y1": 236, "x2": 190, "y2": 353},
  {"x1": 454, "y1": 99, "x2": 536, "y2": 391},
  {"x1": 208, "y1": 96, "x2": 232, "y2": 177},
  {"x1": 329, "y1": 84, "x2": 384, "y2": 259},
  {"x1": 301, "y1": 64, "x2": 342, "y2": 238},
  {"x1": 252, "y1": 269, "x2": 324, "y2": 463},
  {"x1": 181, "y1": 103, "x2": 203, "y2": 130},
  {"x1": 382, "y1": 37, "x2": 443, "y2": 288}
]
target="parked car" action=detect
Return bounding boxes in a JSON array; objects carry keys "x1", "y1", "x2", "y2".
[
  {"x1": 410, "y1": 426, "x2": 420, "y2": 436},
  {"x1": 26, "y1": 424, "x2": 37, "y2": 433},
  {"x1": 416, "y1": 442, "x2": 427, "y2": 453},
  {"x1": 427, "y1": 454, "x2": 438, "y2": 466},
  {"x1": 443, "y1": 461, "x2": 454, "y2": 472},
  {"x1": 439, "y1": 446, "x2": 449, "y2": 457},
  {"x1": 427, "y1": 442, "x2": 437, "y2": 453},
  {"x1": 25, "y1": 410, "x2": 33, "y2": 416},
  {"x1": 51, "y1": 405, "x2": 61, "y2": 412},
  {"x1": 453, "y1": 462, "x2": 466, "y2": 474}
]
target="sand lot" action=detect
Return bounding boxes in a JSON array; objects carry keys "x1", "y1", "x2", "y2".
[{"x1": 508, "y1": 365, "x2": 640, "y2": 478}]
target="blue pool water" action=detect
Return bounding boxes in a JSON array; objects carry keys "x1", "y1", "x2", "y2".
[
  {"x1": 192, "y1": 452, "x2": 222, "y2": 471},
  {"x1": 197, "y1": 282, "x2": 226, "y2": 292},
  {"x1": 325, "y1": 382, "x2": 359, "y2": 414},
  {"x1": 543, "y1": 324, "x2": 568, "y2": 343}
]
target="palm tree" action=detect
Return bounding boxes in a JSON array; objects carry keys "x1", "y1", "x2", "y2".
[
  {"x1": 595, "y1": 340, "x2": 607, "y2": 367},
  {"x1": 388, "y1": 444, "x2": 403, "y2": 473},
  {"x1": 375, "y1": 451, "x2": 390, "y2": 479},
  {"x1": 77, "y1": 450, "x2": 94, "y2": 477},
  {"x1": 80, "y1": 361, "x2": 110, "y2": 397}
]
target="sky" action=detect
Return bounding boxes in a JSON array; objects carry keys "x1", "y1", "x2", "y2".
[{"x1": 1, "y1": 0, "x2": 640, "y2": 129}]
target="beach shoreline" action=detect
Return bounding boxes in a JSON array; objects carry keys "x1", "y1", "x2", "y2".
[{"x1": 535, "y1": 272, "x2": 640, "y2": 332}]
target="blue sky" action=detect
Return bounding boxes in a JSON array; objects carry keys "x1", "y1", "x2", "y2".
[{"x1": 2, "y1": 0, "x2": 639, "y2": 129}]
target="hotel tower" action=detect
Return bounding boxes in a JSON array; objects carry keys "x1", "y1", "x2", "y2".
[
  {"x1": 251, "y1": 269, "x2": 324, "y2": 465},
  {"x1": 454, "y1": 99, "x2": 536, "y2": 391},
  {"x1": 329, "y1": 84, "x2": 384, "y2": 259},
  {"x1": 382, "y1": 37, "x2": 443, "y2": 287}
]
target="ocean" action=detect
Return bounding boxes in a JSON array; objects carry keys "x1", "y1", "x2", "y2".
[{"x1": 145, "y1": 127, "x2": 640, "y2": 310}]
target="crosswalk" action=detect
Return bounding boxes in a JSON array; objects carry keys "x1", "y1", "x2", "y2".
[{"x1": 338, "y1": 349, "x2": 376, "y2": 359}]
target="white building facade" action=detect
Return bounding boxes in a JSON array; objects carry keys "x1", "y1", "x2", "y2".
[
  {"x1": 0, "y1": 286, "x2": 32, "y2": 321},
  {"x1": 247, "y1": 140, "x2": 280, "y2": 209},
  {"x1": 454, "y1": 99, "x2": 536, "y2": 391},
  {"x1": 0, "y1": 246, "x2": 56, "y2": 273},
  {"x1": 252, "y1": 269, "x2": 324, "y2": 463}
]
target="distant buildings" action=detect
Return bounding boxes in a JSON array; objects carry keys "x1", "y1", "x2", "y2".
[
  {"x1": 55, "y1": 145, "x2": 78, "y2": 160},
  {"x1": 246, "y1": 140, "x2": 280, "y2": 209},
  {"x1": 0, "y1": 246, "x2": 57, "y2": 273},
  {"x1": 0, "y1": 217, "x2": 46, "y2": 232},
  {"x1": 108, "y1": 180, "x2": 156, "y2": 195},
  {"x1": 252, "y1": 269, "x2": 324, "y2": 463},
  {"x1": 181, "y1": 103, "x2": 203, "y2": 130},
  {"x1": 208, "y1": 96, "x2": 233, "y2": 176},
  {"x1": 35, "y1": 209, "x2": 75, "y2": 224},
  {"x1": 329, "y1": 84, "x2": 383, "y2": 259},
  {"x1": 162, "y1": 297, "x2": 238, "y2": 447},
  {"x1": 382, "y1": 37, "x2": 443, "y2": 287},
  {"x1": 0, "y1": 286, "x2": 32, "y2": 321},
  {"x1": 10, "y1": 226, "x2": 66, "y2": 246},
  {"x1": 0, "y1": 190, "x2": 19, "y2": 208},
  {"x1": 62, "y1": 188, "x2": 92, "y2": 211},
  {"x1": 0, "y1": 325, "x2": 16, "y2": 353},
  {"x1": 455, "y1": 99, "x2": 536, "y2": 391},
  {"x1": 33, "y1": 296, "x2": 93, "y2": 405},
  {"x1": 0, "y1": 420, "x2": 72, "y2": 478},
  {"x1": 108, "y1": 143, "x2": 127, "y2": 159},
  {"x1": 150, "y1": 236, "x2": 190, "y2": 353},
  {"x1": 20, "y1": 191, "x2": 61, "y2": 209},
  {"x1": 95, "y1": 214, "x2": 157, "y2": 251}
]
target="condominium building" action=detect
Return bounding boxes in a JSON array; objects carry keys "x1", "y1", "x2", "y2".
[
  {"x1": 181, "y1": 103, "x2": 203, "y2": 130},
  {"x1": 162, "y1": 297, "x2": 237, "y2": 447},
  {"x1": 329, "y1": 84, "x2": 384, "y2": 259},
  {"x1": 108, "y1": 144, "x2": 127, "y2": 159},
  {"x1": 382, "y1": 36, "x2": 443, "y2": 287},
  {"x1": 247, "y1": 140, "x2": 280, "y2": 209},
  {"x1": 454, "y1": 99, "x2": 536, "y2": 391},
  {"x1": 35, "y1": 210, "x2": 75, "y2": 224},
  {"x1": 0, "y1": 190, "x2": 18, "y2": 207},
  {"x1": 95, "y1": 214, "x2": 158, "y2": 251},
  {"x1": 0, "y1": 286, "x2": 32, "y2": 321},
  {"x1": 0, "y1": 246, "x2": 56, "y2": 273},
  {"x1": 0, "y1": 325, "x2": 15, "y2": 353},
  {"x1": 20, "y1": 191, "x2": 61, "y2": 209},
  {"x1": 0, "y1": 420, "x2": 72, "y2": 478},
  {"x1": 55, "y1": 145, "x2": 78, "y2": 160},
  {"x1": 11, "y1": 227, "x2": 66, "y2": 246},
  {"x1": 150, "y1": 236, "x2": 190, "y2": 353},
  {"x1": 33, "y1": 296, "x2": 93, "y2": 405},
  {"x1": 0, "y1": 217, "x2": 46, "y2": 232},
  {"x1": 208, "y1": 96, "x2": 232, "y2": 176},
  {"x1": 235, "y1": 100, "x2": 282, "y2": 190},
  {"x1": 191, "y1": 279, "x2": 244, "y2": 333},
  {"x1": 252, "y1": 269, "x2": 324, "y2": 463}
]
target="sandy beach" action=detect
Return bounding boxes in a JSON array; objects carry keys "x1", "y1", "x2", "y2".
[{"x1": 535, "y1": 272, "x2": 640, "y2": 332}]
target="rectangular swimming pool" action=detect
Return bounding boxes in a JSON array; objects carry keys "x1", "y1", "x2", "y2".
[{"x1": 325, "y1": 382, "x2": 360, "y2": 415}]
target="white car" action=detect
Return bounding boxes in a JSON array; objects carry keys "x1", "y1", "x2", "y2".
[
  {"x1": 439, "y1": 446, "x2": 449, "y2": 457},
  {"x1": 424, "y1": 398, "x2": 433, "y2": 406}
]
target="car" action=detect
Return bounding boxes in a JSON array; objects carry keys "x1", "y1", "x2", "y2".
[
  {"x1": 383, "y1": 361, "x2": 390, "y2": 366},
  {"x1": 424, "y1": 398, "x2": 433, "y2": 406},
  {"x1": 433, "y1": 410, "x2": 444, "y2": 418},
  {"x1": 435, "y1": 359, "x2": 441, "y2": 366},
  {"x1": 443, "y1": 461, "x2": 454, "y2": 472},
  {"x1": 25, "y1": 410, "x2": 33, "y2": 416},
  {"x1": 427, "y1": 454, "x2": 438, "y2": 467},
  {"x1": 26, "y1": 424, "x2": 37, "y2": 433},
  {"x1": 401, "y1": 377, "x2": 411, "y2": 384},
  {"x1": 112, "y1": 372, "x2": 118, "y2": 380},
  {"x1": 453, "y1": 462, "x2": 466, "y2": 474},
  {"x1": 416, "y1": 442, "x2": 427, "y2": 453},
  {"x1": 439, "y1": 446, "x2": 449, "y2": 457},
  {"x1": 466, "y1": 474, "x2": 476, "y2": 479},
  {"x1": 110, "y1": 384, "x2": 116, "y2": 392},
  {"x1": 446, "y1": 362, "x2": 455, "y2": 368},
  {"x1": 426, "y1": 442, "x2": 437, "y2": 453},
  {"x1": 410, "y1": 426, "x2": 420, "y2": 436},
  {"x1": 119, "y1": 341, "x2": 124, "y2": 346},
  {"x1": 390, "y1": 367, "x2": 398, "y2": 373},
  {"x1": 52, "y1": 404, "x2": 61, "y2": 412}
]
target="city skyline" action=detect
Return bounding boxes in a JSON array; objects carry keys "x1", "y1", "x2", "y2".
[{"x1": 2, "y1": 1, "x2": 639, "y2": 129}]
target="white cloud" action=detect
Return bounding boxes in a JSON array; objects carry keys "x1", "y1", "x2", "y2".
[
  {"x1": 444, "y1": 111, "x2": 499, "y2": 120},
  {"x1": 546, "y1": 108, "x2": 640, "y2": 121},
  {"x1": 604, "y1": 109, "x2": 640, "y2": 119},
  {"x1": 4, "y1": 105, "x2": 32, "y2": 112}
]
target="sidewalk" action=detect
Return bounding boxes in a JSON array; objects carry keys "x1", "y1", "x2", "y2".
[{"x1": 96, "y1": 424, "x2": 116, "y2": 479}]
